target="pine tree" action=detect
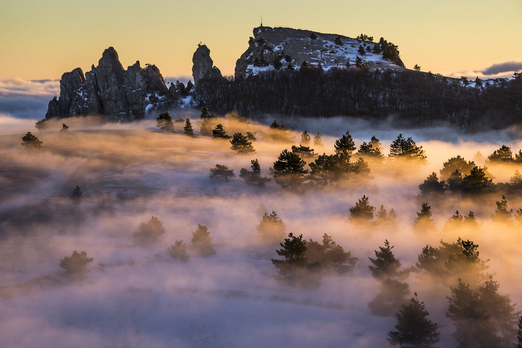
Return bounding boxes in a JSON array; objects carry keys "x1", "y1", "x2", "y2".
[
  {"x1": 257, "y1": 211, "x2": 286, "y2": 243},
  {"x1": 313, "y1": 132, "x2": 323, "y2": 147},
  {"x1": 358, "y1": 45, "x2": 366, "y2": 56},
  {"x1": 191, "y1": 224, "x2": 216, "y2": 257},
  {"x1": 334, "y1": 130, "x2": 356, "y2": 156},
  {"x1": 389, "y1": 134, "x2": 427, "y2": 164},
  {"x1": 491, "y1": 195, "x2": 513, "y2": 223},
  {"x1": 440, "y1": 155, "x2": 476, "y2": 181},
  {"x1": 167, "y1": 240, "x2": 190, "y2": 262},
  {"x1": 488, "y1": 145, "x2": 514, "y2": 164},
  {"x1": 133, "y1": 216, "x2": 166, "y2": 245},
  {"x1": 183, "y1": 118, "x2": 194, "y2": 136},
  {"x1": 419, "y1": 172, "x2": 445, "y2": 196},
  {"x1": 35, "y1": 119, "x2": 49, "y2": 131},
  {"x1": 305, "y1": 233, "x2": 358, "y2": 274},
  {"x1": 70, "y1": 185, "x2": 83, "y2": 200},
  {"x1": 349, "y1": 195, "x2": 376, "y2": 225},
  {"x1": 212, "y1": 124, "x2": 231, "y2": 139},
  {"x1": 156, "y1": 112, "x2": 174, "y2": 132},
  {"x1": 291, "y1": 144, "x2": 316, "y2": 160},
  {"x1": 300, "y1": 130, "x2": 311, "y2": 146},
  {"x1": 461, "y1": 166, "x2": 495, "y2": 195},
  {"x1": 413, "y1": 203, "x2": 437, "y2": 234},
  {"x1": 388, "y1": 295, "x2": 440, "y2": 348},
  {"x1": 230, "y1": 132, "x2": 255, "y2": 154},
  {"x1": 59, "y1": 250, "x2": 93, "y2": 278},
  {"x1": 271, "y1": 233, "x2": 314, "y2": 282},
  {"x1": 21, "y1": 132, "x2": 43, "y2": 149},
  {"x1": 209, "y1": 164, "x2": 235, "y2": 182},
  {"x1": 199, "y1": 107, "x2": 217, "y2": 136},
  {"x1": 356, "y1": 135, "x2": 384, "y2": 161},
  {"x1": 60, "y1": 123, "x2": 69, "y2": 132},
  {"x1": 375, "y1": 205, "x2": 398, "y2": 228},
  {"x1": 273, "y1": 149, "x2": 308, "y2": 190},
  {"x1": 413, "y1": 64, "x2": 421, "y2": 71},
  {"x1": 239, "y1": 159, "x2": 271, "y2": 187},
  {"x1": 369, "y1": 240, "x2": 406, "y2": 280}
]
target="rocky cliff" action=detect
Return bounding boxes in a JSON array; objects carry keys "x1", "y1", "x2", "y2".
[
  {"x1": 192, "y1": 44, "x2": 223, "y2": 84},
  {"x1": 235, "y1": 26, "x2": 405, "y2": 80},
  {"x1": 46, "y1": 47, "x2": 176, "y2": 121}
]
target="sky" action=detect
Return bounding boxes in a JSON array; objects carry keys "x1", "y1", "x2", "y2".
[{"x1": 1, "y1": 0, "x2": 521, "y2": 81}]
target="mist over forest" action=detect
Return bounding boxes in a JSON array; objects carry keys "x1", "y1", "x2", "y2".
[{"x1": 1, "y1": 109, "x2": 521, "y2": 348}]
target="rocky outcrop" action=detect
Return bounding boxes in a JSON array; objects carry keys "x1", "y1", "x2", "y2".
[
  {"x1": 192, "y1": 45, "x2": 223, "y2": 84},
  {"x1": 45, "y1": 47, "x2": 175, "y2": 121},
  {"x1": 235, "y1": 26, "x2": 405, "y2": 80}
]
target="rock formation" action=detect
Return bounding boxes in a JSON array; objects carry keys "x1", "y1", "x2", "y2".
[
  {"x1": 235, "y1": 26, "x2": 405, "y2": 80},
  {"x1": 45, "y1": 47, "x2": 176, "y2": 121},
  {"x1": 192, "y1": 44, "x2": 223, "y2": 84}
]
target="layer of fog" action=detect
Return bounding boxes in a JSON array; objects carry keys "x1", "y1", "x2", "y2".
[{"x1": 0, "y1": 114, "x2": 521, "y2": 348}]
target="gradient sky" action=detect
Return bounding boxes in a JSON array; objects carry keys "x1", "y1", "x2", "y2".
[{"x1": 1, "y1": 0, "x2": 521, "y2": 80}]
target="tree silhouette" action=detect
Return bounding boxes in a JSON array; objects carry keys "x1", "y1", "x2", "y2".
[
  {"x1": 306, "y1": 233, "x2": 358, "y2": 274},
  {"x1": 209, "y1": 164, "x2": 235, "y2": 182},
  {"x1": 239, "y1": 159, "x2": 271, "y2": 187},
  {"x1": 230, "y1": 132, "x2": 255, "y2": 154},
  {"x1": 183, "y1": 118, "x2": 194, "y2": 136},
  {"x1": 60, "y1": 123, "x2": 69, "y2": 132},
  {"x1": 59, "y1": 250, "x2": 93, "y2": 279},
  {"x1": 334, "y1": 130, "x2": 356, "y2": 156},
  {"x1": 419, "y1": 172, "x2": 445, "y2": 196},
  {"x1": 21, "y1": 132, "x2": 43, "y2": 149},
  {"x1": 313, "y1": 132, "x2": 323, "y2": 147},
  {"x1": 491, "y1": 195, "x2": 513, "y2": 223},
  {"x1": 133, "y1": 216, "x2": 166, "y2": 245},
  {"x1": 156, "y1": 112, "x2": 174, "y2": 132},
  {"x1": 167, "y1": 240, "x2": 189, "y2": 262},
  {"x1": 349, "y1": 195, "x2": 375, "y2": 225},
  {"x1": 300, "y1": 130, "x2": 311, "y2": 146},
  {"x1": 212, "y1": 124, "x2": 231, "y2": 139},
  {"x1": 273, "y1": 149, "x2": 308, "y2": 190},
  {"x1": 191, "y1": 224, "x2": 216, "y2": 257},
  {"x1": 388, "y1": 295, "x2": 440, "y2": 348},
  {"x1": 70, "y1": 185, "x2": 83, "y2": 200},
  {"x1": 271, "y1": 233, "x2": 318, "y2": 284},
  {"x1": 389, "y1": 134, "x2": 427, "y2": 163},
  {"x1": 413, "y1": 202, "x2": 437, "y2": 234},
  {"x1": 257, "y1": 211, "x2": 286, "y2": 243},
  {"x1": 369, "y1": 240, "x2": 407, "y2": 280}
]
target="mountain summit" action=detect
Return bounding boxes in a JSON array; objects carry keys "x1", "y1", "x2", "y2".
[{"x1": 234, "y1": 26, "x2": 405, "y2": 80}]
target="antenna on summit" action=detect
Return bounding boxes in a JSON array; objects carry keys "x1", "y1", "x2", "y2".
[{"x1": 260, "y1": 15, "x2": 263, "y2": 27}]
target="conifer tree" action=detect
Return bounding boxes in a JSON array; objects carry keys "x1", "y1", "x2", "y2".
[
  {"x1": 488, "y1": 145, "x2": 514, "y2": 164},
  {"x1": 334, "y1": 130, "x2": 356, "y2": 156},
  {"x1": 133, "y1": 216, "x2": 166, "y2": 245},
  {"x1": 375, "y1": 205, "x2": 398, "y2": 228},
  {"x1": 59, "y1": 250, "x2": 93, "y2": 278},
  {"x1": 21, "y1": 132, "x2": 43, "y2": 149},
  {"x1": 389, "y1": 134, "x2": 427, "y2": 164},
  {"x1": 291, "y1": 144, "x2": 316, "y2": 160},
  {"x1": 230, "y1": 132, "x2": 256, "y2": 154},
  {"x1": 273, "y1": 149, "x2": 308, "y2": 190},
  {"x1": 305, "y1": 233, "x2": 358, "y2": 274},
  {"x1": 246, "y1": 131, "x2": 256, "y2": 141},
  {"x1": 369, "y1": 240, "x2": 406, "y2": 280},
  {"x1": 60, "y1": 123, "x2": 69, "y2": 132},
  {"x1": 271, "y1": 233, "x2": 315, "y2": 283},
  {"x1": 191, "y1": 224, "x2": 216, "y2": 257},
  {"x1": 313, "y1": 132, "x2": 323, "y2": 147},
  {"x1": 413, "y1": 203, "x2": 437, "y2": 234},
  {"x1": 70, "y1": 185, "x2": 83, "y2": 200},
  {"x1": 460, "y1": 166, "x2": 495, "y2": 195},
  {"x1": 209, "y1": 164, "x2": 235, "y2": 182},
  {"x1": 300, "y1": 130, "x2": 311, "y2": 146},
  {"x1": 199, "y1": 107, "x2": 217, "y2": 136},
  {"x1": 491, "y1": 195, "x2": 513, "y2": 223},
  {"x1": 356, "y1": 135, "x2": 384, "y2": 161},
  {"x1": 167, "y1": 240, "x2": 190, "y2": 262},
  {"x1": 257, "y1": 211, "x2": 286, "y2": 243},
  {"x1": 388, "y1": 295, "x2": 440, "y2": 348},
  {"x1": 183, "y1": 118, "x2": 194, "y2": 136},
  {"x1": 35, "y1": 119, "x2": 49, "y2": 131},
  {"x1": 419, "y1": 172, "x2": 445, "y2": 196},
  {"x1": 239, "y1": 159, "x2": 271, "y2": 187},
  {"x1": 156, "y1": 112, "x2": 174, "y2": 132},
  {"x1": 440, "y1": 155, "x2": 476, "y2": 181},
  {"x1": 349, "y1": 195, "x2": 375, "y2": 225},
  {"x1": 212, "y1": 124, "x2": 231, "y2": 139}
]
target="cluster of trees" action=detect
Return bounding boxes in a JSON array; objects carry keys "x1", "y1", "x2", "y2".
[
  {"x1": 132, "y1": 216, "x2": 216, "y2": 259},
  {"x1": 420, "y1": 153, "x2": 522, "y2": 198},
  {"x1": 195, "y1": 68, "x2": 522, "y2": 133}
]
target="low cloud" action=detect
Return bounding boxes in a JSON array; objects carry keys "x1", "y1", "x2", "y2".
[{"x1": 481, "y1": 61, "x2": 522, "y2": 75}]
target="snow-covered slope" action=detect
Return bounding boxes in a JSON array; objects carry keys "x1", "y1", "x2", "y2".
[{"x1": 235, "y1": 26, "x2": 405, "y2": 79}]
